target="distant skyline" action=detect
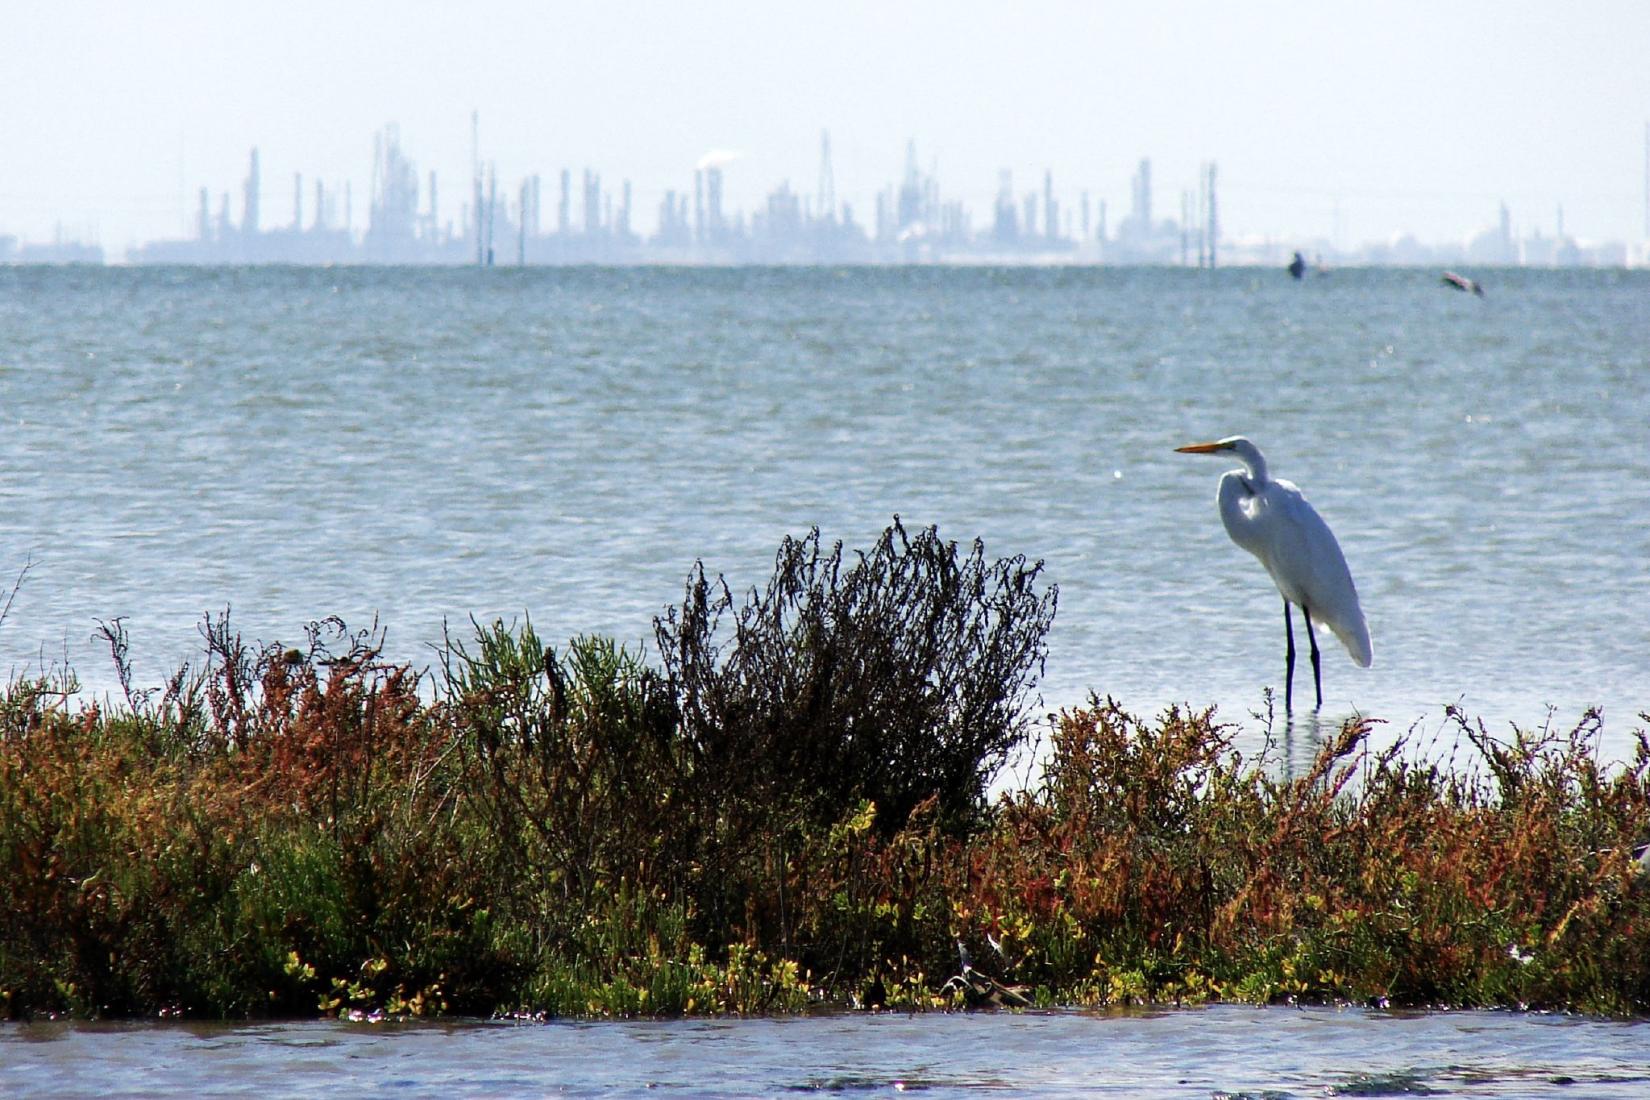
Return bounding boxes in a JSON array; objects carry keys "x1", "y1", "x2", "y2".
[{"x1": 4, "y1": 2, "x2": 1648, "y2": 252}]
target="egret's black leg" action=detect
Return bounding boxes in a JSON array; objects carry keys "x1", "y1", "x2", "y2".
[
  {"x1": 1283, "y1": 599, "x2": 1296, "y2": 712},
  {"x1": 1301, "y1": 605, "x2": 1323, "y2": 709}
]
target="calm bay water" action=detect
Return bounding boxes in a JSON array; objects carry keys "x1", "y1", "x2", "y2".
[
  {"x1": 2, "y1": 266, "x2": 1649, "y2": 1085},
  {"x1": 0, "y1": 266, "x2": 1646, "y2": 748},
  {"x1": 4, "y1": 1007, "x2": 1649, "y2": 1097}
]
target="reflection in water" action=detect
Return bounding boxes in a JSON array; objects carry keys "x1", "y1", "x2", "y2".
[
  {"x1": 1260, "y1": 702, "x2": 1373, "y2": 783},
  {"x1": 1279, "y1": 708, "x2": 1326, "y2": 781}
]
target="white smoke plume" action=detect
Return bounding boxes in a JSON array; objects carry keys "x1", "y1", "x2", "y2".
[{"x1": 695, "y1": 149, "x2": 745, "y2": 171}]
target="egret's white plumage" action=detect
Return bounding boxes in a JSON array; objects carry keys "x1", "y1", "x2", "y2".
[{"x1": 1176, "y1": 436, "x2": 1371, "y2": 708}]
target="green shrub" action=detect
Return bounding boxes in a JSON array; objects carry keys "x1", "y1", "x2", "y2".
[{"x1": 655, "y1": 518, "x2": 1056, "y2": 839}]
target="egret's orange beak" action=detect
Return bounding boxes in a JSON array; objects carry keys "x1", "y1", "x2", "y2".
[{"x1": 1175, "y1": 441, "x2": 1226, "y2": 454}]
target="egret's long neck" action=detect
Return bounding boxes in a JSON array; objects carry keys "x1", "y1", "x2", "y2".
[
  {"x1": 1215, "y1": 470, "x2": 1265, "y2": 557},
  {"x1": 1234, "y1": 446, "x2": 1269, "y2": 487}
]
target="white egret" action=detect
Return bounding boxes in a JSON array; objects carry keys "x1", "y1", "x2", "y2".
[{"x1": 1175, "y1": 436, "x2": 1372, "y2": 710}]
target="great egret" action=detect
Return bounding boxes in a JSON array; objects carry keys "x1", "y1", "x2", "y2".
[{"x1": 1175, "y1": 436, "x2": 1372, "y2": 710}]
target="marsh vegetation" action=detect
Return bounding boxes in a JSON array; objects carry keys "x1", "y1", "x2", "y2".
[{"x1": 1, "y1": 522, "x2": 1646, "y2": 1020}]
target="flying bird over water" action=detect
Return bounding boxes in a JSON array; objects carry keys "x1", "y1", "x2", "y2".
[
  {"x1": 1440, "y1": 270, "x2": 1484, "y2": 297},
  {"x1": 1175, "y1": 436, "x2": 1372, "y2": 710}
]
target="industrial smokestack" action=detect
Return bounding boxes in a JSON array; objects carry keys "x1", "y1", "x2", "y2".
[
  {"x1": 1205, "y1": 161, "x2": 1219, "y2": 268},
  {"x1": 694, "y1": 170, "x2": 704, "y2": 244},
  {"x1": 243, "y1": 148, "x2": 261, "y2": 236}
]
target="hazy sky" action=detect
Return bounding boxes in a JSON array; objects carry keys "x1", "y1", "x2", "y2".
[{"x1": 4, "y1": 1, "x2": 1648, "y2": 251}]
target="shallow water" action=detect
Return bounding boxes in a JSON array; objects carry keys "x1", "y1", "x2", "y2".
[
  {"x1": 0, "y1": 266, "x2": 1646, "y2": 753},
  {"x1": 4, "y1": 1007, "x2": 1649, "y2": 1098}
]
